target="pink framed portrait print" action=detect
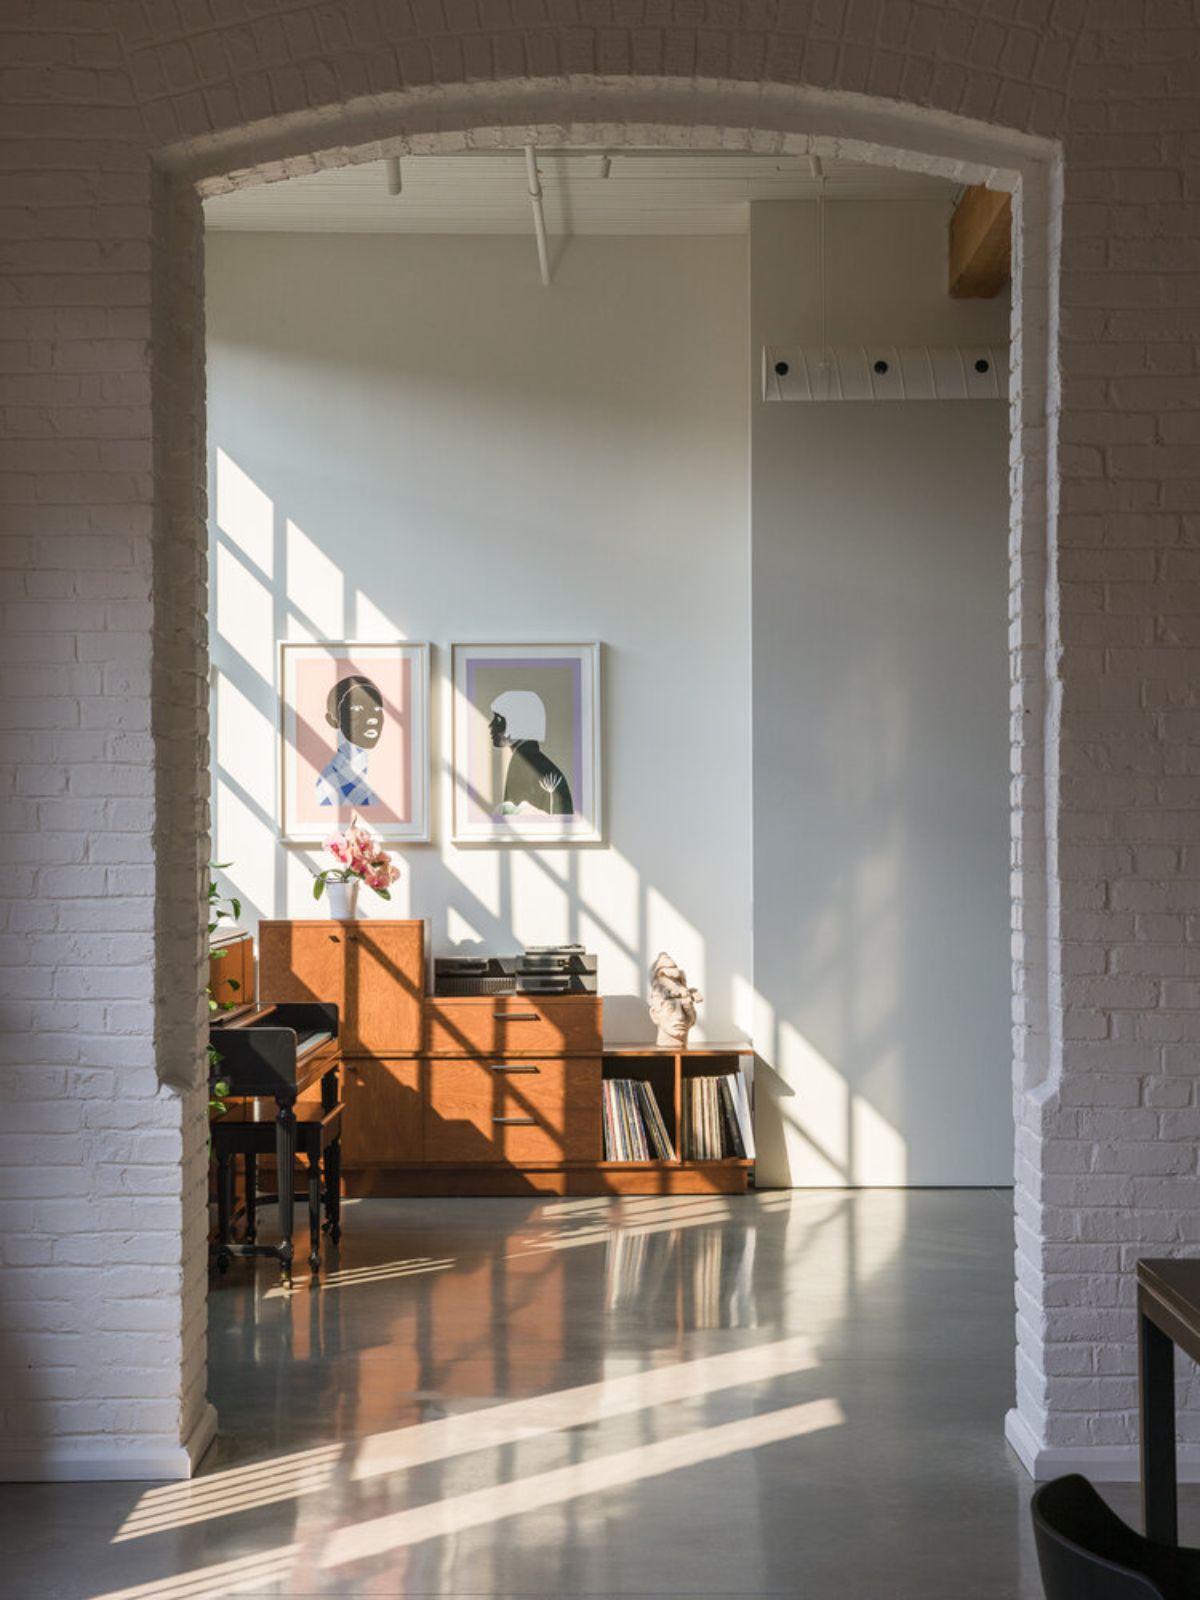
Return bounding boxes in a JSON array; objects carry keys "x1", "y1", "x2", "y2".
[{"x1": 279, "y1": 641, "x2": 430, "y2": 844}]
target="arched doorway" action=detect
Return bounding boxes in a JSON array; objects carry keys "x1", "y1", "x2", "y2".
[{"x1": 153, "y1": 82, "x2": 1058, "y2": 1477}]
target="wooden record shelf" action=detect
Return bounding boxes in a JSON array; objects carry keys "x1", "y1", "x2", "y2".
[{"x1": 600, "y1": 1042, "x2": 754, "y2": 1193}]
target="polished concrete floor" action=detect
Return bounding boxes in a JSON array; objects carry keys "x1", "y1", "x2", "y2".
[{"x1": 1, "y1": 1189, "x2": 1187, "y2": 1598}]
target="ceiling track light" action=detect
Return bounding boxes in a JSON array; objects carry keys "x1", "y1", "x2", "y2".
[{"x1": 524, "y1": 145, "x2": 552, "y2": 288}]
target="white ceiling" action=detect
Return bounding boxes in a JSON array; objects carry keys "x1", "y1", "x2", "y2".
[{"x1": 203, "y1": 151, "x2": 958, "y2": 236}]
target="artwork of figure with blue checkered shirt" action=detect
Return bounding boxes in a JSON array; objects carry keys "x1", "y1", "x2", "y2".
[{"x1": 315, "y1": 674, "x2": 384, "y2": 810}]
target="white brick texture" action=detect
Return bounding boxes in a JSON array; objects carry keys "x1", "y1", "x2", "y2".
[{"x1": 0, "y1": 0, "x2": 1194, "y2": 1481}]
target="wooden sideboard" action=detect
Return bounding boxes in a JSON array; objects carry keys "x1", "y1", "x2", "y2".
[{"x1": 258, "y1": 919, "x2": 750, "y2": 1196}]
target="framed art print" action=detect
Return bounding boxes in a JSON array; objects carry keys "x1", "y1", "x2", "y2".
[
  {"x1": 451, "y1": 642, "x2": 602, "y2": 844},
  {"x1": 279, "y1": 641, "x2": 430, "y2": 843}
]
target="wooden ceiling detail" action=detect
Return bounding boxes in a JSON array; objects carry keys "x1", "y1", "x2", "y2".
[{"x1": 949, "y1": 185, "x2": 1012, "y2": 299}]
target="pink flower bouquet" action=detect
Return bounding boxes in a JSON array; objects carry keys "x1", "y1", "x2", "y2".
[{"x1": 313, "y1": 824, "x2": 401, "y2": 902}]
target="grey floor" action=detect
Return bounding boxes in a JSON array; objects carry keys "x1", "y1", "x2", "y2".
[{"x1": 0, "y1": 1189, "x2": 1184, "y2": 1598}]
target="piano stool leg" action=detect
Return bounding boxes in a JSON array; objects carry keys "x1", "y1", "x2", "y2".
[
  {"x1": 275, "y1": 1099, "x2": 296, "y2": 1287},
  {"x1": 324, "y1": 1138, "x2": 342, "y2": 1244},
  {"x1": 215, "y1": 1146, "x2": 233, "y2": 1273},
  {"x1": 307, "y1": 1153, "x2": 322, "y2": 1270},
  {"x1": 244, "y1": 1152, "x2": 257, "y2": 1244}
]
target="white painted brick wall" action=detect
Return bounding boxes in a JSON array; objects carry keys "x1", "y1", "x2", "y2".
[
  {"x1": 1, "y1": 0, "x2": 1196, "y2": 1481},
  {"x1": 0, "y1": 1, "x2": 210, "y2": 1480}
]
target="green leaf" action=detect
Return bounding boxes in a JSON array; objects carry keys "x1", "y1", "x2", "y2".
[
  {"x1": 231, "y1": 898, "x2": 241, "y2": 920},
  {"x1": 312, "y1": 877, "x2": 324, "y2": 900},
  {"x1": 227, "y1": 979, "x2": 240, "y2": 993},
  {"x1": 376, "y1": 888, "x2": 392, "y2": 900}
]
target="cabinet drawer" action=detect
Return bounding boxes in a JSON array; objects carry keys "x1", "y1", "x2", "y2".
[
  {"x1": 424, "y1": 996, "x2": 602, "y2": 1057},
  {"x1": 424, "y1": 1056, "x2": 601, "y2": 1164}
]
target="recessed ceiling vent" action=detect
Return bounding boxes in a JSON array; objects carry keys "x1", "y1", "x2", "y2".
[{"x1": 763, "y1": 345, "x2": 1009, "y2": 402}]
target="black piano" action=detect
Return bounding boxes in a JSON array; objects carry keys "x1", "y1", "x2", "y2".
[{"x1": 209, "y1": 1001, "x2": 341, "y2": 1282}]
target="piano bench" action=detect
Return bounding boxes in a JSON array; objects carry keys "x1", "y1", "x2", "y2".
[{"x1": 212, "y1": 1101, "x2": 344, "y2": 1272}]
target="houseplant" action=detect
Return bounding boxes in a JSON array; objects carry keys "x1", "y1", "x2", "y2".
[
  {"x1": 312, "y1": 824, "x2": 400, "y2": 917},
  {"x1": 207, "y1": 864, "x2": 240, "y2": 1133}
]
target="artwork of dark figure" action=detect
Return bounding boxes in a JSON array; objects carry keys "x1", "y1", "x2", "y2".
[
  {"x1": 316, "y1": 674, "x2": 384, "y2": 809},
  {"x1": 488, "y1": 689, "x2": 574, "y2": 816}
]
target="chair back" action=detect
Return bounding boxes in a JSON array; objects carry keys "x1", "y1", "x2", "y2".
[{"x1": 1032, "y1": 1476, "x2": 1165, "y2": 1600}]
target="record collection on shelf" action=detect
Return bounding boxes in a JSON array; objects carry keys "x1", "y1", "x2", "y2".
[
  {"x1": 681, "y1": 1072, "x2": 755, "y2": 1161},
  {"x1": 601, "y1": 1067, "x2": 756, "y2": 1164},
  {"x1": 602, "y1": 1078, "x2": 676, "y2": 1161}
]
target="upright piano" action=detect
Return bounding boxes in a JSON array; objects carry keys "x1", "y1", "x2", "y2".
[{"x1": 209, "y1": 1000, "x2": 341, "y2": 1281}]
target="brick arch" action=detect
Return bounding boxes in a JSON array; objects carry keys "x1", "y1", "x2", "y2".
[
  {"x1": 5, "y1": 0, "x2": 1180, "y2": 1490},
  {"x1": 119, "y1": 8, "x2": 1083, "y2": 161},
  {"x1": 153, "y1": 71, "x2": 1062, "y2": 1479}
]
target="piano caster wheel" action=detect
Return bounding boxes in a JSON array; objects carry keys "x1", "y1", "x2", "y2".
[{"x1": 216, "y1": 1251, "x2": 231, "y2": 1275}]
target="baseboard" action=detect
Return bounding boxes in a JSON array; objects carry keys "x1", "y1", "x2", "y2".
[
  {"x1": 0, "y1": 1402, "x2": 218, "y2": 1483},
  {"x1": 1005, "y1": 1407, "x2": 1200, "y2": 1483}
]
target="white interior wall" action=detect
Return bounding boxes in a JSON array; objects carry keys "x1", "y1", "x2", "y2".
[
  {"x1": 749, "y1": 200, "x2": 1013, "y2": 1186},
  {"x1": 206, "y1": 232, "x2": 751, "y2": 1041},
  {"x1": 207, "y1": 204, "x2": 1013, "y2": 1180}
]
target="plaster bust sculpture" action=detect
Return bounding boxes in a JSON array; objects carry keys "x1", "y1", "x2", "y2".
[{"x1": 648, "y1": 952, "x2": 703, "y2": 1049}]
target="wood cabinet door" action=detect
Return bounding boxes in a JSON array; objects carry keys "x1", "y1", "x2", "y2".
[
  {"x1": 343, "y1": 922, "x2": 424, "y2": 1054},
  {"x1": 258, "y1": 920, "x2": 424, "y2": 1054},
  {"x1": 259, "y1": 920, "x2": 346, "y2": 1011},
  {"x1": 341, "y1": 1058, "x2": 422, "y2": 1166}
]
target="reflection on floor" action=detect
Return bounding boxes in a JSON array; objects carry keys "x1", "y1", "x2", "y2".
[{"x1": 2, "y1": 1190, "x2": 1191, "y2": 1599}]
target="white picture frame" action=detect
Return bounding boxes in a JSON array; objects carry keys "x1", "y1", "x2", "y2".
[
  {"x1": 451, "y1": 642, "x2": 602, "y2": 844},
  {"x1": 279, "y1": 640, "x2": 431, "y2": 844}
]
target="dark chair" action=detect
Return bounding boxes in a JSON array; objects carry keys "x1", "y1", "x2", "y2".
[
  {"x1": 213, "y1": 1100, "x2": 343, "y2": 1272},
  {"x1": 1032, "y1": 1474, "x2": 1200, "y2": 1600}
]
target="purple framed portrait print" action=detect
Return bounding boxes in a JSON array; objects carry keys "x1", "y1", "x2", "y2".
[
  {"x1": 279, "y1": 641, "x2": 431, "y2": 844},
  {"x1": 451, "y1": 642, "x2": 602, "y2": 844}
]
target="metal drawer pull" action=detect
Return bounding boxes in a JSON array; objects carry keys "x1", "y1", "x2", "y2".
[
  {"x1": 493, "y1": 1115, "x2": 536, "y2": 1125},
  {"x1": 489, "y1": 1063, "x2": 540, "y2": 1074},
  {"x1": 494, "y1": 1012, "x2": 540, "y2": 1021}
]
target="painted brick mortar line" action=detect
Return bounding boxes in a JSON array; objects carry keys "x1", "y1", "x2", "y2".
[{"x1": 2, "y1": 0, "x2": 1198, "y2": 1479}]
